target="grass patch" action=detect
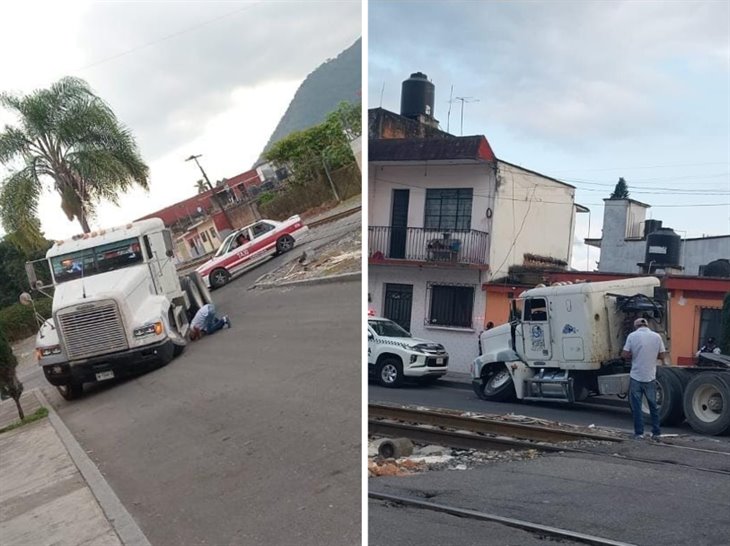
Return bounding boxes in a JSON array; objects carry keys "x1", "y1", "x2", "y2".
[{"x1": 0, "y1": 406, "x2": 49, "y2": 434}]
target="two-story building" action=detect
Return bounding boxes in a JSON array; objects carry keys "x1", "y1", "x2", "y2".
[{"x1": 368, "y1": 75, "x2": 585, "y2": 372}]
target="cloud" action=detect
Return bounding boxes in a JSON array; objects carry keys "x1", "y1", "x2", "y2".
[
  {"x1": 369, "y1": 1, "x2": 728, "y2": 145},
  {"x1": 76, "y1": 1, "x2": 361, "y2": 159}
]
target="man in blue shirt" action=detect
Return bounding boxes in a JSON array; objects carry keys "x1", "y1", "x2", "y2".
[
  {"x1": 189, "y1": 303, "x2": 230, "y2": 341},
  {"x1": 621, "y1": 317, "x2": 668, "y2": 439}
]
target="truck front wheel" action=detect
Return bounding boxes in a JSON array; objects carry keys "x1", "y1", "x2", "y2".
[
  {"x1": 57, "y1": 382, "x2": 83, "y2": 401},
  {"x1": 474, "y1": 364, "x2": 516, "y2": 402}
]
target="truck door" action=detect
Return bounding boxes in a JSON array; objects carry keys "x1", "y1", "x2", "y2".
[
  {"x1": 522, "y1": 297, "x2": 552, "y2": 361},
  {"x1": 145, "y1": 231, "x2": 181, "y2": 297}
]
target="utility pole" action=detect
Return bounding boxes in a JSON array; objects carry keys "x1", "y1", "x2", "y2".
[{"x1": 185, "y1": 154, "x2": 234, "y2": 230}]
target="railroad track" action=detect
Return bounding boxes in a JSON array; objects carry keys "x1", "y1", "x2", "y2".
[
  {"x1": 307, "y1": 205, "x2": 361, "y2": 228},
  {"x1": 369, "y1": 403, "x2": 621, "y2": 448},
  {"x1": 370, "y1": 492, "x2": 636, "y2": 546}
]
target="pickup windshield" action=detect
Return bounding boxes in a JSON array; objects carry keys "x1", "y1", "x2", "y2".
[
  {"x1": 51, "y1": 237, "x2": 143, "y2": 284},
  {"x1": 369, "y1": 319, "x2": 411, "y2": 338}
]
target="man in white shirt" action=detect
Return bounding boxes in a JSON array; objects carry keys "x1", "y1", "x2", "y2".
[
  {"x1": 189, "y1": 303, "x2": 230, "y2": 341},
  {"x1": 621, "y1": 317, "x2": 668, "y2": 439}
]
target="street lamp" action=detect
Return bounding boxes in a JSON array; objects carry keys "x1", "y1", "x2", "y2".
[{"x1": 185, "y1": 154, "x2": 234, "y2": 229}]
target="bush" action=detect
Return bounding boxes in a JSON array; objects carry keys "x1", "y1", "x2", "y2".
[{"x1": 0, "y1": 298, "x2": 52, "y2": 342}]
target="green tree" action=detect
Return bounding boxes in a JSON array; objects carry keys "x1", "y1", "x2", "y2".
[
  {"x1": 0, "y1": 236, "x2": 52, "y2": 308},
  {"x1": 0, "y1": 325, "x2": 24, "y2": 420},
  {"x1": 721, "y1": 292, "x2": 730, "y2": 355},
  {"x1": 609, "y1": 177, "x2": 630, "y2": 199},
  {"x1": 264, "y1": 101, "x2": 361, "y2": 187},
  {"x1": 0, "y1": 76, "x2": 149, "y2": 243}
]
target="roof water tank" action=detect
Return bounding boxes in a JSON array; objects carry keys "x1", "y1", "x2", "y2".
[
  {"x1": 701, "y1": 259, "x2": 730, "y2": 278},
  {"x1": 400, "y1": 72, "x2": 435, "y2": 120},
  {"x1": 645, "y1": 227, "x2": 681, "y2": 267},
  {"x1": 644, "y1": 219, "x2": 662, "y2": 238}
]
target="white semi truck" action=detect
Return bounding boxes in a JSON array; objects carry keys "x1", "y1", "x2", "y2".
[
  {"x1": 472, "y1": 277, "x2": 730, "y2": 435},
  {"x1": 25, "y1": 218, "x2": 211, "y2": 400}
]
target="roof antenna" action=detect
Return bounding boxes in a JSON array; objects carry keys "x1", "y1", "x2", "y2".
[
  {"x1": 446, "y1": 84, "x2": 454, "y2": 133},
  {"x1": 454, "y1": 96, "x2": 480, "y2": 136},
  {"x1": 379, "y1": 81, "x2": 385, "y2": 108}
]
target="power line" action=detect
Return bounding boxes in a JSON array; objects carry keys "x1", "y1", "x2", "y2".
[
  {"x1": 76, "y1": 2, "x2": 262, "y2": 71},
  {"x1": 546, "y1": 161, "x2": 730, "y2": 173}
]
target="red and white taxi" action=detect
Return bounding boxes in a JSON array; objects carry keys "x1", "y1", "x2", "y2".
[{"x1": 196, "y1": 216, "x2": 308, "y2": 289}]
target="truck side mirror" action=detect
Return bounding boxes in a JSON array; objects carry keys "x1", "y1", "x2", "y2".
[{"x1": 25, "y1": 262, "x2": 38, "y2": 289}]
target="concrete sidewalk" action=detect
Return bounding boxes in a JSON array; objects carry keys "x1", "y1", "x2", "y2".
[{"x1": 0, "y1": 390, "x2": 149, "y2": 546}]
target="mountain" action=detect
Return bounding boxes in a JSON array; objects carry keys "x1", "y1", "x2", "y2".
[{"x1": 259, "y1": 38, "x2": 361, "y2": 159}]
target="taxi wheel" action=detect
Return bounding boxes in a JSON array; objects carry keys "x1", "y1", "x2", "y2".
[
  {"x1": 210, "y1": 268, "x2": 230, "y2": 289},
  {"x1": 276, "y1": 235, "x2": 295, "y2": 254}
]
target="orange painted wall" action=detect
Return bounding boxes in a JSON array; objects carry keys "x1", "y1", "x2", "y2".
[
  {"x1": 669, "y1": 290, "x2": 722, "y2": 365},
  {"x1": 484, "y1": 288, "x2": 517, "y2": 328}
]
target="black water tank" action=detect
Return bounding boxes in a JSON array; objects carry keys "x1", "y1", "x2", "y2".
[
  {"x1": 701, "y1": 259, "x2": 730, "y2": 278},
  {"x1": 401, "y1": 72, "x2": 435, "y2": 119},
  {"x1": 644, "y1": 219, "x2": 662, "y2": 238},
  {"x1": 645, "y1": 227, "x2": 681, "y2": 267}
]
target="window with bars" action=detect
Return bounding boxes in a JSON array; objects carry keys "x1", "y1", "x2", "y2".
[
  {"x1": 424, "y1": 188, "x2": 473, "y2": 231},
  {"x1": 428, "y1": 284, "x2": 474, "y2": 328}
]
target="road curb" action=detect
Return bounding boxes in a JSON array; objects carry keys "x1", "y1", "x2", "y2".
[
  {"x1": 34, "y1": 389, "x2": 152, "y2": 546},
  {"x1": 439, "y1": 379, "x2": 473, "y2": 391},
  {"x1": 254, "y1": 271, "x2": 361, "y2": 290}
]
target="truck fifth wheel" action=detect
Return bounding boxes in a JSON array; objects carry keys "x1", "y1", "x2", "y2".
[{"x1": 471, "y1": 277, "x2": 730, "y2": 436}]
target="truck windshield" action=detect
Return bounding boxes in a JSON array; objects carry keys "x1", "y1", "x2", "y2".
[
  {"x1": 50, "y1": 237, "x2": 143, "y2": 284},
  {"x1": 369, "y1": 319, "x2": 411, "y2": 338}
]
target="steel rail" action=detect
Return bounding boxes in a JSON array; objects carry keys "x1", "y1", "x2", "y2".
[
  {"x1": 369, "y1": 492, "x2": 637, "y2": 546},
  {"x1": 369, "y1": 403, "x2": 621, "y2": 444},
  {"x1": 307, "y1": 206, "x2": 361, "y2": 229},
  {"x1": 368, "y1": 420, "x2": 574, "y2": 453}
]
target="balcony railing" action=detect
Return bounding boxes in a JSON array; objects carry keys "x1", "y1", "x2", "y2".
[{"x1": 369, "y1": 226, "x2": 489, "y2": 266}]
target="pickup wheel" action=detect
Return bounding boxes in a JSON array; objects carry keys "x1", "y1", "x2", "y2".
[
  {"x1": 57, "y1": 381, "x2": 83, "y2": 401},
  {"x1": 682, "y1": 373, "x2": 730, "y2": 436},
  {"x1": 377, "y1": 357, "x2": 404, "y2": 388},
  {"x1": 209, "y1": 268, "x2": 230, "y2": 289},
  {"x1": 474, "y1": 364, "x2": 516, "y2": 402},
  {"x1": 276, "y1": 235, "x2": 295, "y2": 254}
]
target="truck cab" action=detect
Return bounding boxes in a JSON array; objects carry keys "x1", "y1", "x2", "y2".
[{"x1": 29, "y1": 219, "x2": 197, "y2": 400}]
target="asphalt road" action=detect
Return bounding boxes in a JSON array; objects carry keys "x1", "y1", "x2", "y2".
[
  {"x1": 369, "y1": 380, "x2": 730, "y2": 546},
  {"x1": 28, "y1": 217, "x2": 362, "y2": 546}
]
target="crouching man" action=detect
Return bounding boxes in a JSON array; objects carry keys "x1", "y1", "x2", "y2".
[{"x1": 189, "y1": 303, "x2": 231, "y2": 341}]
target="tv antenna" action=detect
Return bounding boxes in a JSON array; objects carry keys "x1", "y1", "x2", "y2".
[
  {"x1": 454, "y1": 96, "x2": 479, "y2": 135},
  {"x1": 379, "y1": 81, "x2": 385, "y2": 108},
  {"x1": 446, "y1": 84, "x2": 454, "y2": 133}
]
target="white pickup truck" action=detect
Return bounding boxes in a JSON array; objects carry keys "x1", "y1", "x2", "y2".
[{"x1": 367, "y1": 317, "x2": 449, "y2": 387}]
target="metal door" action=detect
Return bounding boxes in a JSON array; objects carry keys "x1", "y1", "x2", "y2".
[
  {"x1": 389, "y1": 189, "x2": 410, "y2": 259},
  {"x1": 384, "y1": 283, "x2": 413, "y2": 333}
]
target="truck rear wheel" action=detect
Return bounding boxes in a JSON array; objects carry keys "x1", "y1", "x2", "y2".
[
  {"x1": 474, "y1": 364, "x2": 516, "y2": 402},
  {"x1": 683, "y1": 373, "x2": 730, "y2": 436},
  {"x1": 643, "y1": 367, "x2": 685, "y2": 426},
  {"x1": 57, "y1": 382, "x2": 83, "y2": 401}
]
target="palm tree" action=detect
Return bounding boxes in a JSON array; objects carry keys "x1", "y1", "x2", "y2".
[
  {"x1": 195, "y1": 179, "x2": 208, "y2": 194},
  {"x1": 0, "y1": 76, "x2": 149, "y2": 241}
]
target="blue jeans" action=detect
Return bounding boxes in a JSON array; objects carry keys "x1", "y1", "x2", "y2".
[
  {"x1": 203, "y1": 312, "x2": 226, "y2": 335},
  {"x1": 629, "y1": 378, "x2": 660, "y2": 436}
]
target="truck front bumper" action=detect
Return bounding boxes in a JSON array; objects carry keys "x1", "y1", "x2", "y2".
[{"x1": 42, "y1": 338, "x2": 174, "y2": 386}]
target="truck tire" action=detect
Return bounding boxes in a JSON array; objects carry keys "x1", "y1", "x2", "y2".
[
  {"x1": 644, "y1": 367, "x2": 685, "y2": 426},
  {"x1": 682, "y1": 373, "x2": 730, "y2": 436},
  {"x1": 182, "y1": 276, "x2": 205, "y2": 319},
  {"x1": 377, "y1": 357, "x2": 404, "y2": 388},
  {"x1": 189, "y1": 271, "x2": 213, "y2": 304},
  {"x1": 473, "y1": 364, "x2": 516, "y2": 402},
  {"x1": 208, "y1": 268, "x2": 230, "y2": 290},
  {"x1": 57, "y1": 381, "x2": 83, "y2": 401}
]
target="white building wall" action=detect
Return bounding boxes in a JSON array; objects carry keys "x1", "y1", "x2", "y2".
[
  {"x1": 683, "y1": 238, "x2": 730, "y2": 275},
  {"x1": 369, "y1": 266, "x2": 486, "y2": 374},
  {"x1": 369, "y1": 162, "x2": 496, "y2": 233},
  {"x1": 488, "y1": 162, "x2": 576, "y2": 279}
]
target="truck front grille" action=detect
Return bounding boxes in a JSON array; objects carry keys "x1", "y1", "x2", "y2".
[{"x1": 57, "y1": 301, "x2": 128, "y2": 360}]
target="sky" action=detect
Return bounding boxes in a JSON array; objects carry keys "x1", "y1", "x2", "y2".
[
  {"x1": 369, "y1": 0, "x2": 730, "y2": 270},
  {"x1": 0, "y1": 0, "x2": 361, "y2": 240}
]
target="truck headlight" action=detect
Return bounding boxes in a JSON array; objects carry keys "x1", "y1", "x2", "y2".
[
  {"x1": 134, "y1": 322, "x2": 163, "y2": 338},
  {"x1": 36, "y1": 345, "x2": 62, "y2": 359}
]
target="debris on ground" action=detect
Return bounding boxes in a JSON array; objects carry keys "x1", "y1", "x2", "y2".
[
  {"x1": 256, "y1": 228, "x2": 360, "y2": 285},
  {"x1": 368, "y1": 438, "x2": 542, "y2": 477}
]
